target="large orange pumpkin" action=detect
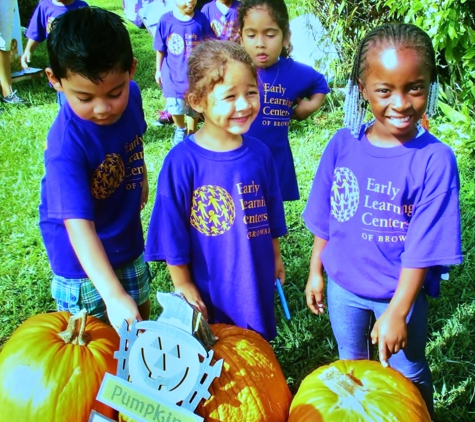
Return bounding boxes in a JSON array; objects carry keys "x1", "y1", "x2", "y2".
[
  {"x1": 119, "y1": 323, "x2": 291, "y2": 422},
  {"x1": 0, "y1": 310, "x2": 119, "y2": 422},
  {"x1": 196, "y1": 324, "x2": 291, "y2": 421},
  {"x1": 288, "y1": 359, "x2": 431, "y2": 422}
]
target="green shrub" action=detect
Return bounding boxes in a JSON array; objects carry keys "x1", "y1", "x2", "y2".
[
  {"x1": 19, "y1": 0, "x2": 39, "y2": 27},
  {"x1": 383, "y1": 0, "x2": 475, "y2": 115}
]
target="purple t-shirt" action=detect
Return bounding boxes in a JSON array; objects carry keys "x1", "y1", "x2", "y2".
[
  {"x1": 39, "y1": 81, "x2": 147, "y2": 278},
  {"x1": 303, "y1": 128, "x2": 462, "y2": 299},
  {"x1": 247, "y1": 58, "x2": 330, "y2": 201},
  {"x1": 153, "y1": 11, "x2": 215, "y2": 98},
  {"x1": 145, "y1": 136, "x2": 287, "y2": 340},
  {"x1": 26, "y1": 0, "x2": 89, "y2": 42},
  {"x1": 201, "y1": 0, "x2": 240, "y2": 41}
]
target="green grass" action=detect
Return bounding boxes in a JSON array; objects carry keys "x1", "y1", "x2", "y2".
[{"x1": 2, "y1": 1, "x2": 475, "y2": 419}]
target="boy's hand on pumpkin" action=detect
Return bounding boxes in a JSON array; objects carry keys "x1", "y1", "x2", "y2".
[
  {"x1": 305, "y1": 273, "x2": 326, "y2": 315},
  {"x1": 105, "y1": 292, "x2": 143, "y2": 333},
  {"x1": 371, "y1": 310, "x2": 407, "y2": 368}
]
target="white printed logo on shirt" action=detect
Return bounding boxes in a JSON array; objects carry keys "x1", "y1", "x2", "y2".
[
  {"x1": 331, "y1": 167, "x2": 360, "y2": 222},
  {"x1": 167, "y1": 33, "x2": 185, "y2": 55}
]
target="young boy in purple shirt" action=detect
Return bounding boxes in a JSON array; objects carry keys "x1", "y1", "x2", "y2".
[
  {"x1": 154, "y1": 0, "x2": 214, "y2": 145},
  {"x1": 201, "y1": 0, "x2": 240, "y2": 42},
  {"x1": 21, "y1": 0, "x2": 89, "y2": 70},
  {"x1": 40, "y1": 7, "x2": 151, "y2": 332}
]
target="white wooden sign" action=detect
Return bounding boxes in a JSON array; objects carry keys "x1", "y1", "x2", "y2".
[{"x1": 94, "y1": 292, "x2": 223, "y2": 421}]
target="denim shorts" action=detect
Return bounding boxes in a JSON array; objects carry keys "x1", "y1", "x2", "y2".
[
  {"x1": 165, "y1": 97, "x2": 199, "y2": 118},
  {"x1": 51, "y1": 253, "x2": 151, "y2": 322}
]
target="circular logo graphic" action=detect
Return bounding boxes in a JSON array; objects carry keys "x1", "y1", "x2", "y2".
[
  {"x1": 46, "y1": 17, "x2": 55, "y2": 34},
  {"x1": 330, "y1": 167, "x2": 359, "y2": 222},
  {"x1": 90, "y1": 153, "x2": 125, "y2": 199},
  {"x1": 167, "y1": 33, "x2": 185, "y2": 55},
  {"x1": 190, "y1": 185, "x2": 235, "y2": 236}
]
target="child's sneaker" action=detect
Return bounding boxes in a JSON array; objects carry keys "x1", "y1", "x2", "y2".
[
  {"x1": 1, "y1": 90, "x2": 27, "y2": 104},
  {"x1": 152, "y1": 109, "x2": 173, "y2": 126},
  {"x1": 172, "y1": 127, "x2": 186, "y2": 146}
]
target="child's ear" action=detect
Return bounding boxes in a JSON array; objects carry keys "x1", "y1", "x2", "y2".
[
  {"x1": 357, "y1": 78, "x2": 368, "y2": 101},
  {"x1": 129, "y1": 58, "x2": 138, "y2": 80},
  {"x1": 45, "y1": 68, "x2": 63, "y2": 92},
  {"x1": 188, "y1": 93, "x2": 204, "y2": 113},
  {"x1": 283, "y1": 30, "x2": 291, "y2": 49}
]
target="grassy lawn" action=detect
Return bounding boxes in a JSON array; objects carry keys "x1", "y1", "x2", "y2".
[{"x1": 1, "y1": 0, "x2": 474, "y2": 419}]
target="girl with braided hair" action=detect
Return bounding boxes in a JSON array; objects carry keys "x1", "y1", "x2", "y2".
[{"x1": 303, "y1": 23, "x2": 462, "y2": 418}]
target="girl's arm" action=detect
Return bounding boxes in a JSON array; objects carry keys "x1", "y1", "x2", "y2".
[
  {"x1": 371, "y1": 267, "x2": 428, "y2": 367},
  {"x1": 155, "y1": 50, "x2": 165, "y2": 85},
  {"x1": 21, "y1": 39, "x2": 39, "y2": 69},
  {"x1": 305, "y1": 235, "x2": 328, "y2": 315},
  {"x1": 167, "y1": 264, "x2": 208, "y2": 319},
  {"x1": 273, "y1": 238, "x2": 285, "y2": 285},
  {"x1": 141, "y1": 161, "x2": 149, "y2": 210},
  {"x1": 292, "y1": 92, "x2": 327, "y2": 121},
  {"x1": 64, "y1": 219, "x2": 142, "y2": 331}
]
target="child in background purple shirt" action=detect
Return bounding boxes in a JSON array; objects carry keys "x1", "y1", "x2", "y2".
[
  {"x1": 154, "y1": 0, "x2": 214, "y2": 145},
  {"x1": 146, "y1": 40, "x2": 287, "y2": 341},
  {"x1": 303, "y1": 23, "x2": 462, "y2": 419},
  {"x1": 201, "y1": 0, "x2": 240, "y2": 42},
  {"x1": 21, "y1": 0, "x2": 88, "y2": 70},
  {"x1": 239, "y1": 0, "x2": 330, "y2": 201}
]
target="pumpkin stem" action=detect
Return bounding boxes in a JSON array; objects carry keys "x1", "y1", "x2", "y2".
[
  {"x1": 192, "y1": 311, "x2": 218, "y2": 350},
  {"x1": 59, "y1": 309, "x2": 91, "y2": 346},
  {"x1": 318, "y1": 366, "x2": 367, "y2": 412}
]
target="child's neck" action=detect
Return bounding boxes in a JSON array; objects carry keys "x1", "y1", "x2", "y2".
[
  {"x1": 53, "y1": 0, "x2": 75, "y2": 5},
  {"x1": 193, "y1": 125, "x2": 243, "y2": 152},
  {"x1": 365, "y1": 123, "x2": 419, "y2": 147},
  {"x1": 216, "y1": 0, "x2": 232, "y2": 12},
  {"x1": 173, "y1": 6, "x2": 194, "y2": 21}
]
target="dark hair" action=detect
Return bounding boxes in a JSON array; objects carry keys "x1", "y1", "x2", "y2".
[
  {"x1": 238, "y1": 0, "x2": 291, "y2": 58},
  {"x1": 187, "y1": 40, "x2": 257, "y2": 105},
  {"x1": 350, "y1": 23, "x2": 437, "y2": 84},
  {"x1": 47, "y1": 7, "x2": 134, "y2": 83}
]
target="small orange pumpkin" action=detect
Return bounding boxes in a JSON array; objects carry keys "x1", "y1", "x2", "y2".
[
  {"x1": 0, "y1": 310, "x2": 119, "y2": 422},
  {"x1": 196, "y1": 324, "x2": 291, "y2": 422},
  {"x1": 288, "y1": 359, "x2": 431, "y2": 422}
]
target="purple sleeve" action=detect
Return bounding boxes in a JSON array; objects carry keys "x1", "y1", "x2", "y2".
[
  {"x1": 302, "y1": 135, "x2": 337, "y2": 240},
  {"x1": 401, "y1": 147, "x2": 462, "y2": 267},
  {"x1": 145, "y1": 152, "x2": 191, "y2": 264},
  {"x1": 306, "y1": 69, "x2": 330, "y2": 97},
  {"x1": 25, "y1": 3, "x2": 47, "y2": 42},
  {"x1": 153, "y1": 15, "x2": 168, "y2": 52}
]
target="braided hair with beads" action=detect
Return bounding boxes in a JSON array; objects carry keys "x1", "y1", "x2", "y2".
[{"x1": 343, "y1": 23, "x2": 439, "y2": 137}]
